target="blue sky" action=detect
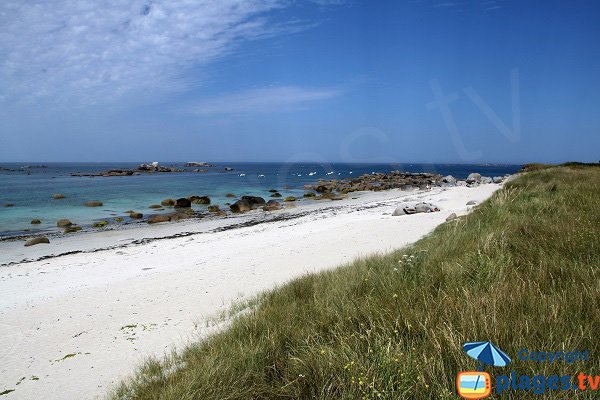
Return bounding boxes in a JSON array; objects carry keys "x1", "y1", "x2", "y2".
[{"x1": 0, "y1": 0, "x2": 599, "y2": 163}]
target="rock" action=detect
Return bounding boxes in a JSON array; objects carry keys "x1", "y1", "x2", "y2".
[
  {"x1": 53, "y1": 194, "x2": 65, "y2": 199},
  {"x1": 148, "y1": 214, "x2": 170, "y2": 224},
  {"x1": 270, "y1": 192, "x2": 282, "y2": 198},
  {"x1": 493, "y1": 176, "x2": 504, "y2": 183},
  {"x1": 442, "y1": 175, "x2": 456, "y2": 184},
  {"x1": 207, "y1": 205, "x2": 220, "y2": 212},
  {"x1": 129, "y1": 212, "x2": 143, "y2": 219},
  {"x1": 168, "y1": 212, "x2": 190, "y2": 222},
  {"x1": 481, "y1": 176, "x2": 493, "y2": 184},
  {"x1": 84, "y1": 201, "x2": 103, "y2": 207},
  {"x1": 466, "y1": 200, "x2": 478, "y2": 205},
  {"x1": 456, "y1": 180, "x2": 467, "y2": 186},
  {"x1": 230, "y1": 199, "x2": 252, "y2": 213},
  {"x1": 149, "y1": 204, "x2": 162, "y2": 209},
  {"x1": 64, "y1": 226, "x2": 82, "y2": 233},
  {"x1": 161, "y1": 199, "x2": 176, "y2": 206},
  {"x1": 31, "y1": 219, "x2": 41, "y2": 224},
  {"x1": 392, "y1": 208, "x2": 407, "y2": 216},
  {"x1": 283, "y1": 196, "x2": 297, "y2": 202},
  {"x1": 224, "y1": 167, "x2": 234, "y2": 171},
  {"x1": 57, "y1": 219, "x2": 72, "y2": 227},
  {"x1": 263, "y1": 200, "x2": 282, "y2": 211},
  {"x1": 175, "y1": 198, "x2": 191, "y2": 208},
  {"x1": 241, "y1": 196, "x2": 266, "y2": 208},
  {"x1": 446, "y1": 213, "x2": 457, "y2": 221},
  {"x1": 190, "y1": 196, "x2": 210, "y2": 205},
  {"x1": 24, "y1": 237, "x2": 50, "y2": 247},
  {"x1": 114, "y1": 217, "x2": 124, "y2": 222},
  {"x1": 225, "y1": 193, "x2": 236, "y2": 198},
  {"x1": 93, "y1": 220, "x2": 109, "y2": 228},
  {"x1": 466, "y1": 173, "x2": 481, "y2": 184},
  {"x1": 268, "y1": 189, "x2": 279, "y2": 193},
  {"x1": 404, "y1": 202, "x2": 439, "y2": 214},
  {"x1": 303, "y1": 192, "x2": 316, "y2": 198},
  {"x1": 3, "y1": 203, "x2": 15, "y2": 207}
]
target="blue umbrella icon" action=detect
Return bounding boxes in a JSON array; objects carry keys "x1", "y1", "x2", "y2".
[{"x1": 463, "y1": 341, "x2": 511, "y2": 370}]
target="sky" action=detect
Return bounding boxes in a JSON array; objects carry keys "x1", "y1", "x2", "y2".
[{"x1": 0, "y1": 0, "x2": 599, "y2": 163}]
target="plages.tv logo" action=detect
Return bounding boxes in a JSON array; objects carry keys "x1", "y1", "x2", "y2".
[{"x1": 456, "y1": 341, "x2": 511, "y2": 399}]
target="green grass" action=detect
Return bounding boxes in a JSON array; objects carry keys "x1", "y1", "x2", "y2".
[{"x1": 110, "y1": 166, "x2": 600, "y2": 400}]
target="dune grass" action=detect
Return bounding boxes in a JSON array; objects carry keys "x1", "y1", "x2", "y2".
[{"x1": 111, "y1": 166, "x2": 600, "y2": 399}]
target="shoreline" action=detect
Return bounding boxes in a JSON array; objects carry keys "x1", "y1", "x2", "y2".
[{"x1": 0, "y1": 183, "x2": 502, "y2": 399}]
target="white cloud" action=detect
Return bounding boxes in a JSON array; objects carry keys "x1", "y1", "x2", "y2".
[
  {"x1": 0, "y1": 0, "x2": 318, "y2": 105},
  {"x1": 189, "y1": 85, "x2": 340, "y2": 116}
]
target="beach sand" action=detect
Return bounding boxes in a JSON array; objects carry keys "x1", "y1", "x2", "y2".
[{"x1": 0, "y1": 184, "x2": 501, "y2": 399}]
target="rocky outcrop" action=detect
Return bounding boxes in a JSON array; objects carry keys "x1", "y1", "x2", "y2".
[
  {"x1": 185, "y1": 162, "x2": 214, "y2": 167},
  {"x1": 24, "y1": 237, "x2": 50, "y2": 246}
]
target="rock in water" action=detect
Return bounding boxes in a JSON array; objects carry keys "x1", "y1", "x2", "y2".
[
  {"x1": 64, "y1": 226, "x2": 82, "y2": 233},
  {"x1": 241, "y1": 196, "x2": 266, "y2": 208},
  {"x1": 175, "y1": 198, "x2": 191, "y2": 208},
  {"x1": 129, "y1": 212, "x2": 143, "y2": 219},
  {"x1": 207, "y1": 205, "x2": 220, "y2": 212},
  {"x1": 161, "y1": 198, "x2": 176, "y2": 206},
  {"x1": 31, "y1": 219, "x2": 41, "y2": 224},
  {"x1": 57, "y1": 219, "x2": 72, "y2": 227},
  {"x1": 190, "y1": 196, "x2": 210, "y2": 205},
  {"x1": 53, "y1": 194, "x2": 65, "y2": 199},
  {"x1": 25, "y1": 237, "x2": 50, "y2": 247},
  {"x1": 446, "y1": 213, "x2": 457, "y2": 221},
  {"x1": 230, "y1": 199, "x2": 252, "y2": 213},
  {"x1": 149, "y1": 204, "x2": 162, "y2": 209},
  {"x1": 283, "y1": 196, "x2": 296, "y2": 202},
  {"x1": 93, "y1": 220, "x2": 109, "y2": 228},
  {"x1": 225, "y1": 193, "x2": 236, "y2": 198},
  {"x1": 84, "y1": 201, "x2": 103, "y2": 207}
]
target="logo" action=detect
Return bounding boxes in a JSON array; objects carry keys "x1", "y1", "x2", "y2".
[
  {"x1": 456, "y1": 371, "x2": 491, "y2": 399},
  {"x1": 457, "y1": 341, "x2": 511, "y2": 399}
]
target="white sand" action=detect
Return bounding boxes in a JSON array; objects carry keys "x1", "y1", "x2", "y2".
[{"x1": 0, "y1": 184, "x2": 501, "y2": 399}]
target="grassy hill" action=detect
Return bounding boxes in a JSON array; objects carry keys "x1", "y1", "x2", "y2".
[{"x1": 111, "y1": 166, "x2": 600, "y2": 399}]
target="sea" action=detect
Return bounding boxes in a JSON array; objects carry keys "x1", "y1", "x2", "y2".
[{"x1": 0, "y1": 162, "x2": 521, "y2": 238}]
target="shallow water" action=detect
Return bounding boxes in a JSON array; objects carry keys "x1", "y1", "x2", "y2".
[{"x1": 0, "y1": 162, "x2": 520, "y2": 237}]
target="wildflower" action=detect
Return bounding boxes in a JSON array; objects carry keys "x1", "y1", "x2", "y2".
[
  {"x1": 320, "y1": 349, "x2": 325, "y2": 355},
  {"x1": 393, "y1": 293, "x2": 398, "y2": 298}
]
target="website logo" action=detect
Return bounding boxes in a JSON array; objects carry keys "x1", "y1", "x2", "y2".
[{"x1": 457, "y1": 341, "x2": 511, "y2": 399}]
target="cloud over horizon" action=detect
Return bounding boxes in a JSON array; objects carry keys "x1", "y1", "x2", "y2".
[{"x1": 0, "y1": 0, "x2": 319, "y2": 105}]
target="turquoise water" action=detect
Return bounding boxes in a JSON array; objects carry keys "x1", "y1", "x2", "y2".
[{"x1": 0, "y1": 162, "x2": 521, "y2": 237}]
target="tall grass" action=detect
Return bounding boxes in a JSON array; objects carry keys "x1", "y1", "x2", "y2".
[{"x1": 111, "y1": 166, "x2": 600, "y2": 399}]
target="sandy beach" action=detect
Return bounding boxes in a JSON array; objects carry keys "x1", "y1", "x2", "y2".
[{"x1": 0, "y1": 183, "x2": 502, "y2": 399}]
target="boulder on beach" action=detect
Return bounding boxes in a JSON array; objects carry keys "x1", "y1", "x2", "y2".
[
  {"x1": 466, "y1": 200, "x2": 478, "y2": 205},
  {"x1": 466, "y1": 173, "x2": 481, "y2": 184},
  {"x1": 175, "y1": 198, "x2": 191, "y2": 208},
  {"x1": 263, "y1": 200, "x2": 282, "y2": 211},
  {"x1": 303, "y1": 192, "x2": 316, "y2": 198},
  {"x1": 402, "y1": 202, "x2": 440, "y2": 215},
  {"x1": 84, "y1": 201, "x2": 103, "y2": 207},
  {"x1": 57, "y1": 219, "x2": 72, "y2": 227},
  {"x1": 442, "y1": 175, "x2": 456, "y2": 184},
  {"x1": 481, "y1": 176, "x2": 493, "y2": 184},
  {"x1": 230, "y1": 199, "x2": 252, "y2": 213},
  {"x1": 64, "y1": 226, "x2": 82, "y2": 233},
  {"x1": 190, "y1": 196, "x2": 210, "y2": 205},
  {"x1": 52, "y1": 194, "x2": 65, "y2": 199},
  {"x1": 161, "y1": 199, "x2": 176, "y2": 206},
  {"x1": 446, "y1": 213, "x2": 458, "y2": 221},
  {"x1": 168, "y1": 212, "x2": 190, "y2": 222},
  {"x1": 31, "y1": 219, "x2": 41, "y2": 224},
  {"x1": 148, "y1": 214, "x2": 170, "y2": 224},
  {"x1": 284, "y1": 196, "x2": 297, "y2": 202},
  {"x1": 93, "y1": 220, "x2": 109, "y2": 228},
  {"x1": 129, "y1": 212, "x2": 143, "y2": 219},
  {"x1": 392, "y1": 207, "x2": 407, "y2": 216},
  {"x1": 24, "y1": 237, "x2": 50, "y2": 247},
  {"x1": 207, "y1": 205, "x2": 220, "y2": 212},
  {"x1": 493, "y1": 176, "x2": 504, "y2": 183}
]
